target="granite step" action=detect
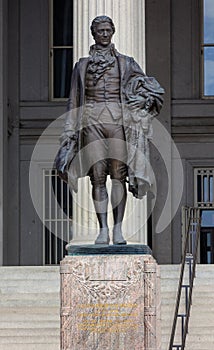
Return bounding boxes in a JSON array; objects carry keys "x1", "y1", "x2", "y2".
[
  {"x1": 0, "y1": 264, "x2": 213, "y2": 350},
  {"x1": 0, "y1": 345, "x2": 59, "y2": 350},
  {"x1": 0, "y1": 307, "x2": 59, "y2": 322},
  {"x1": 0, "y1": 266, "x2": 60, "y2": 349},
  {"x1": 0, "y1": 266, "x2": 60, "y2": 279},
  {"x1": 160, "y1": 264, "x2": 214, "y2": 350}
]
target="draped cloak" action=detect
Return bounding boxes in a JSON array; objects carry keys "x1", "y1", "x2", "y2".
[{"x1": 58, "y1": 48, "x2": 164, "y2": 199}]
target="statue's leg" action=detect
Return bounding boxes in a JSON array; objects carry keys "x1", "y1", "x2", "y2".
[
  {"x1": 108, "y1": 124, "x2": 128, "y2": 244},
  {"x1": 110, "y1": 159, "x2": 127, "y2": 245},
  {"x1": 82, "y1": 124, "x2": 110, "y2": 244},
  {"x1": 90, "y1": 161, "x2": 110, "y2": 244}
]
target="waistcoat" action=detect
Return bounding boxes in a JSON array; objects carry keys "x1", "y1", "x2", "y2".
[{"x1": 85, "y1": 60, "x2": 120, "y2": 103}]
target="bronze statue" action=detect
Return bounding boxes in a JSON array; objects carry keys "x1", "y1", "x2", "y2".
[{"x1": 56, "y1": 16, "x2": 164, "y2": 245}]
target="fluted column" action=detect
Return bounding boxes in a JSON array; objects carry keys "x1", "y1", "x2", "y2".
[
  {"x1": 73, "y1": 0, "x2": 145, "y2": 67},
  {"x1": 72, "y1": 0, "x2": 147, "y2": 244}
]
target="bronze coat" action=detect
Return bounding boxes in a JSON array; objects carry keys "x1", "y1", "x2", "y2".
[{"x1": 63, "y1": 50, "x2": 164, "y2": 197}]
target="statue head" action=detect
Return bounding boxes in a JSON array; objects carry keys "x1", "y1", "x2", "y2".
[{"x1": 90, "y1": 16, "x2": 115, "y2": 47}]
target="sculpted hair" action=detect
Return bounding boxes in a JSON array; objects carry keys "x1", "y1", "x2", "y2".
[{"x1": 90, "y1": 16, "x2": 115, "y2": 37}]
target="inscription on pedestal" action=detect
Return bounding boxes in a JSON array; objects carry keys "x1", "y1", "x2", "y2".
[{"x1": 78, "y1": 303, "x2": 138, "y2": 333}]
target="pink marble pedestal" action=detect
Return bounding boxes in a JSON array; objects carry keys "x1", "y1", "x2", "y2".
[{"x1": 60, "y1": 252, "x2": 161, "y2": 350}]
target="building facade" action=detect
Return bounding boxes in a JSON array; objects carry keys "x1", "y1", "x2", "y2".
[{"x1": 1, "y1": 0, "x2": 214, "y2": 266}]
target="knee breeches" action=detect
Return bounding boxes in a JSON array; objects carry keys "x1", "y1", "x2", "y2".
[{"x1": 82, "y1": 123, "x2": 127, "y2": 186}]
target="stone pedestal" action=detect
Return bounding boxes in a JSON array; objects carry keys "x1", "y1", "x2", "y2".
[{"x1": 60, "y1": 246, "x2": 161, "y2": 350}]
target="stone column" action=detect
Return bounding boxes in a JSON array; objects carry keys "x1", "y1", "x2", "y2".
[
  {"x1": 71, "y1": 0, "x2": 147, "y2": 245},
  {"x1": 0, "y1": 0, "x2": 8, "y2": 265},
  {"x1": 73, "y1": 0, "x2": 145, "y2": 65}
]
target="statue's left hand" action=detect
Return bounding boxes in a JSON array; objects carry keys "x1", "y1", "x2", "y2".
[{"x1": 127, "y1": 95, "x2": 154, "y2": 112}]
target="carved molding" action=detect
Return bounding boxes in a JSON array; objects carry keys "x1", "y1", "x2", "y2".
[{"x1": 61, "y1": 260, "x2": 145, "y2": 302}]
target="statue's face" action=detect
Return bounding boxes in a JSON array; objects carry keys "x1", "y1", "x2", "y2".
[{"x1": 93, "y1": 22, "x2": 114, "y2": 47}]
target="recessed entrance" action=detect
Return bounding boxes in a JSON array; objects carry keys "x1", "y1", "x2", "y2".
[
  {"x1": 200, "y1": 228, "x2": 214, "y2": 264},
  {"x1": 200, "y1": 210, "x2": 214, "y2": 264}
]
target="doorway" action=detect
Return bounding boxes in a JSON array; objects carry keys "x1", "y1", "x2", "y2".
[
  {"x1": 200, "y1": 228, "x2": 214, "y2": 263},
  {"x1": 200, "y1": 210, "x2": 214, "y2": 264}
]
